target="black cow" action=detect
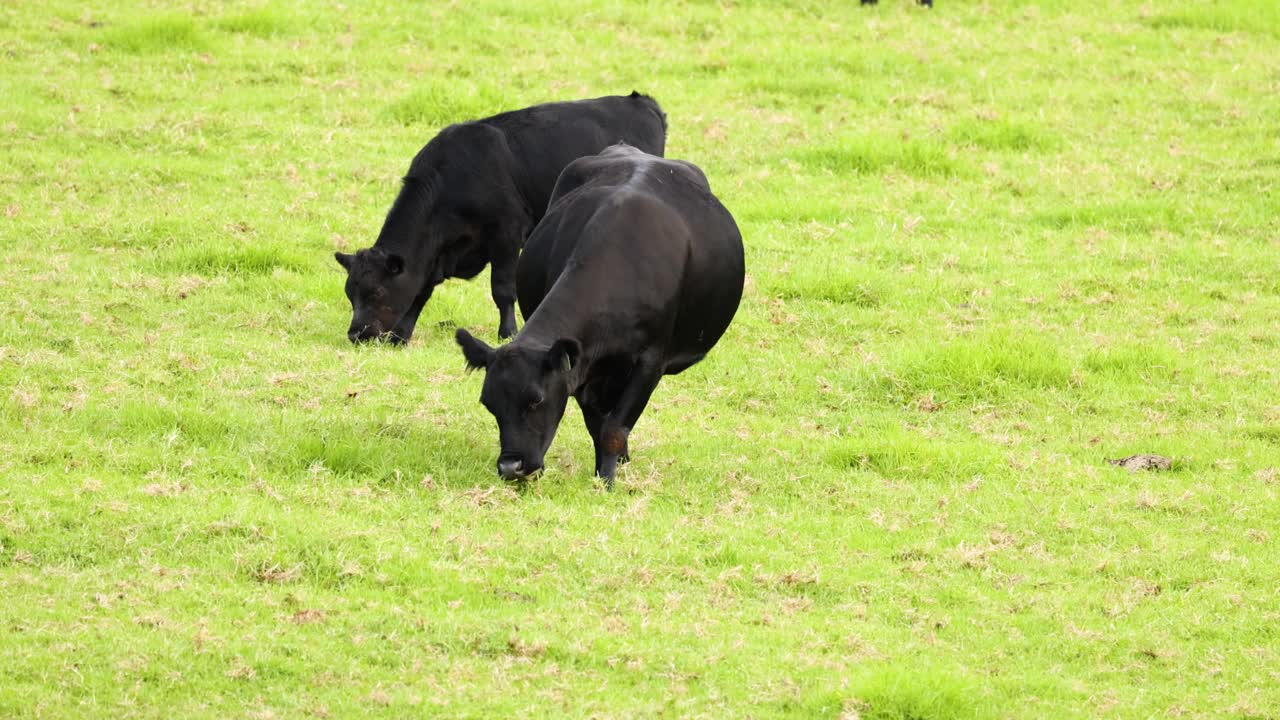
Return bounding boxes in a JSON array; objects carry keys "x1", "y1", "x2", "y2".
[
  {"x1": 336, "y1": 92, "x2": 667, "y2": 344},
  {"x1": 455, "y1": 145, "x2": 745, "y2": 487}
]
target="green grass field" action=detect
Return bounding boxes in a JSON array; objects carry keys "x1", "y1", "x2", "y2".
[{"x1": 3, "y1": 1, "x2": 1279, "y2": 717}]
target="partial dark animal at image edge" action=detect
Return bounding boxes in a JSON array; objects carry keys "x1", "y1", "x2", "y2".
[
  {"x1": 456, "y1": 144, "x2": 745, "y2": 488},
  {"x1": 861, "y1": 0, "x2": 933, "y2": 6},
  {"x1": 336, "y1": 92, "x2": 667, "y2": 344}
]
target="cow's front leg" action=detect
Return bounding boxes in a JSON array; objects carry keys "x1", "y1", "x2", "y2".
[
  {"x1": 389, "y1": 285, "x2": 434, "y2": 344},
  {"x1": 489, "y1": 229, "x2": 522, "y2": 339},
  {"x1": 595, "y1": 355, "x2": 663, "y2": 488},
  {"x1": 580, "y1": 403, "x2": 610, "y2": 477}
]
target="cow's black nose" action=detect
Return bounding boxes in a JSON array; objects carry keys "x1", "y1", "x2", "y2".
[
  {"x1": 497, "y1": 458, "x2": 524, "y2": 479},
  {"x1": 349, "y1": 326, "x2": 379, "y2": 343}
]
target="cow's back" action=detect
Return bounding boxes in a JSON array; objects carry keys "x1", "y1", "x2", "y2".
[
  {"x1": 403, "y1": 93, "x2": 666, "y2": 224},
  {"x1": 487, "y1": 94, "x2": 667, "y2": 219},
  {"x1": 517, "y1": 147, "x2": 743, "y2": 374}
]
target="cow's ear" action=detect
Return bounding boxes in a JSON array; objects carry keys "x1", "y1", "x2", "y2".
[
  {"x1": 545, "y1": 338, "x2": 581, "y2": 374},
  {"x1": 385, "y1": 253, "x2": 404, "y2": 276},
  {"x1": 455, "y1": 328, "x2": 494, "y2": 371},
  {"x1": 334, "y1": 252, "x2": 354, "y2": 271}
]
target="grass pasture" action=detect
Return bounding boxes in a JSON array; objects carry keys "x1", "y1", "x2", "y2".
[{"x1": 2, "y1": 0, "x2": 1279, "y2": 717}]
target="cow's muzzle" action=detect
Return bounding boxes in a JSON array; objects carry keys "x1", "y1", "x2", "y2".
[
  {"x1": 348, "y1": 325, "x2": 381, "y2": 343},
  {"x1": 497, "y1": 455, "x2": 540, "y2": 480},
  {"x1": 349, "y1": 326, "x2": 406, "y2": 344}
]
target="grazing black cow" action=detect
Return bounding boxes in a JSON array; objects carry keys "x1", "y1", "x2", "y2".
[
  {"x1": 336, "y1": 92, "x2": 667, "y2": 344},
  {"x1": 455, "y1": 144, "x2": 745, "y2": 487}
]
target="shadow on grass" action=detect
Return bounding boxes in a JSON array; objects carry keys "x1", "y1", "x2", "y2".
[
  {"x1": 847, "y1": 662, "x2": 992, "y2": 720},
  {"x1": 103, "y1": 16, "x2": 209, "y2": 54},
  {"x1": 766, "y1": 266, "x2": 886, "y2": 307},
  {"x1": 1081, "y1": 343, "x2": 1185, "y2": 384},
  {"x1": 1032, "y1": 201, "x2": 1183, "y2": 233},
  {"x1": 159, "y1": 243, "x2": 312, "y2": 276},
  {"x1": 287, "y1": 417, "x2": 492, "y2": 487},
  {"x1": 214, "y1": 9, "x2": 298, "y2": 38},
  {"x1": 798, "y1": 134, "x2": 965, "y2": 178},
  {"x1": 947, "y1": 118, "x2": 1057, "y2": 153},
  {"x1": 1144, "y1": 2, "x2": 1280, "y2": 39},
  {"x1": 383, "y1": 82, "x2": 510, "y2": 127},
  {"x1": 827, "y1": 426, "x2": 1004, "y2": 483},
  {"x1": 75, "y1": 398, "x2": 495, "y2": 488},
  {"x1": 773, "y1": 662, "x2": 992, "y2": 719},
  {"x1": 879, "y1": 330, "x2": 1075, "y2": 405}
]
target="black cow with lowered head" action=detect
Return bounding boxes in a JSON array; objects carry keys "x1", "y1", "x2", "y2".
[
  {"x1": 455, "y1": 144, "x2": 745, "y2": 487},
  {"x1": 336, "y1": 92, "x2": 667, "y2": 344}
]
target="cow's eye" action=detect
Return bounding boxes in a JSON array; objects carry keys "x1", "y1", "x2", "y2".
[{"x1": 527, "y1": 395, "x2": 543, "y2": 412}]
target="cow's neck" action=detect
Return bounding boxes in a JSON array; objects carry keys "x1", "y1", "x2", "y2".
[
  {"x1": 517, "y1": 295, "x2": 589, "y2": 352},
  {"x1": 375, "y1": 232, "x2": 437, "y2": 293},
  {"x1": 373, "y1": 188, "x2": 440, "y2": 290},
  {"x1": 503, "y1": 154, "x2": 539, "y2": 224},
  {"x1": 515, "y1": 273, "x2": 623, "y2": 392}
]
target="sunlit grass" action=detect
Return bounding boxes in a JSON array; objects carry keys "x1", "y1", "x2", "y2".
[{"x1": 2, "y1": 0, "x2": 1279, "y2": 718}]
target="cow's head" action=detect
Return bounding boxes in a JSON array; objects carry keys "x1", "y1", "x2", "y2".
[
  {"x1": 455, "y1": 328, "x2": 580, "y2": 480},
  {"x1": 335, "y1": 248, "x2": 416, "y2": 343}
]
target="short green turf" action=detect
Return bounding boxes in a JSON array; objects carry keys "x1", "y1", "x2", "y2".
[{"x1": 2, "y1": 1, "x2": 1278, "y2": 717}]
